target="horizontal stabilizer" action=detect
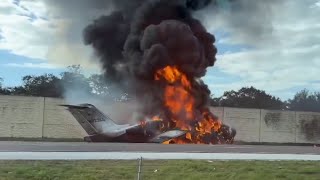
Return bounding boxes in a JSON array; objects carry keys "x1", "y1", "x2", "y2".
[
  {"x1": 59, "y1": 104, "x2": 93, "y2": 109},
  {"x1": 149, "y1": 130, "x2": 187, "y2": 143}
]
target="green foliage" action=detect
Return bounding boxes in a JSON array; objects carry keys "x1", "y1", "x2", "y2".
[
  {"x1": 288, "y1": 89, "x2": 320, "y2": 112},
  {"x1": 0, "y1": 77, "x2": 3, "y2": 93},
  {"x1": 210, "y1": 87, "x2": 320, "y2": 112},
  {"x1": 88, "y1": 74, "x2": 110, "y2": 96},
  {"x1": 0, "y1": 160, "x2": 319, "y2": 180},
  {"x1": 21, "y1": 74, "x2": 63, "y2": 97},
  {"x1": 60, "y1": 65, "x2": 92, "y2": 96},
  {"x1": 7, "y1": 86, "x2": 27, "y2": 96},
  {"x1": 0, "y1": 77, "x2": 11, "y2": 95},
  {"x1": 213, "y1": 86, "x2": 284, "y2": 110},
  {"x1": 1, "y1": 67, "x2": 320, "y2": 112},
  {"x1": 0, "y1": 65, "x2": 124, "y2": 99},
  {"x1": 1, "y1": 73, "x2": 64, "y2": 97},
  {"x1": 209, "y1": 94, "x2": 220, "y2": 106}
]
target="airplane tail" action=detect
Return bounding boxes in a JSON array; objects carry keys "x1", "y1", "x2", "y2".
[{"x1": 60, "y1": 104, "x2": 116, "y2": 136}]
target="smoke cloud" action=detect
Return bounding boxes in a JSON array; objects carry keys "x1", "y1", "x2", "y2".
[
  {"x1": 43, "y1": 0, "x2": 281, "y2": 69},
  {"x1": 43, "y1": 0, "x2": 115, "y2": 69},
  {"x1": 82, "y1": 0, "x2": 217, "y2": 116},
  {"x1": 43, "y1": 0, "x2": 281, "y2": 121}
]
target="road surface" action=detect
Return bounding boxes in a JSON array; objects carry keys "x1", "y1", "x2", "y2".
[{"x1": 0, "y1": 141, "x2": 319, "y2": 154}]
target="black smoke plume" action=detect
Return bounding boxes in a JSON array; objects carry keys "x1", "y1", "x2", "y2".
[{"x1": 84, "y1": 0, "x2": 216, "y2": 116}]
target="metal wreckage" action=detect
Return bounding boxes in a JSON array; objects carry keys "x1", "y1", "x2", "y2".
[{"x1": 61, "y1": 104, "x2": 236, "y2": 144}]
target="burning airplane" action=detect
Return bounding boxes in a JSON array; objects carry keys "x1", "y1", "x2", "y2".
[
  {"x1": 61, "y1": 104, "x2": 236, "y2": 144},
  {"x1": 62, "y1": 0, "x2": 237, "y2": 144}
]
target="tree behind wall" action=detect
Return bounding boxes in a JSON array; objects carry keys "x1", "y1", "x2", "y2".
[
  {"x1": 0, "y1": 77, "x2": 13, "y2": 95},
  {"x1": 60, "y1": 65, "x2": 93, "y2": 99},
  {"x1": 19, "y1": 74, "x2": 63, "y2": 97},
  {"x1": 217, "y1": 86, "x2": 284, "y2": 110},
  {"x1": 0, "y1": 77, "x2": 2, "y2": 93},
  {"x1": 288, "y1": 89, "x2": 320, "y2": 112},
  {"x1": 209, "y1": 94, "x2": 220, "y2": 106},
  {"x1": 0, "y1": 65, "x2": 119, "y2": 99}
]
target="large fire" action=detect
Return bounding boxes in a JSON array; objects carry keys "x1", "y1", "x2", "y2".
[{"x1": 153, "y1": 66, "x2": 225, "y2": 144}]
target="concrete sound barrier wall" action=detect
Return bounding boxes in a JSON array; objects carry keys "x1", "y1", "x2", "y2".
[
  {"x1": 260, "y1": 110, "x2": 296, "y2": 143},
  {"x1": 0, "y1": 95, "x2": 44, "y2": 138},
  {"x1": 0, "y1": 95, "x2": 86, "y2": 139},
  {"x1": 43, "y1": 97, "x2": 87, "y2": 139},
  {"x1": 0, "y1": 95, "x2": 320, "y2": 144},
  {"x1": 222, "y1": 107, "x2": 261, "y2": 142},
  {"x1": 210, "y1": 107, "x2": 320, "y2": 144},
  {"x1": 295, "y1": 111, "x2": 320, "y2": 144}
]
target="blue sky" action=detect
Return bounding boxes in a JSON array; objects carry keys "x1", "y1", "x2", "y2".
[
  {"x1": 0, "y1": 50, "x2": 64, "y2": 87},
  {"x1": 1, "y1": 0, "x2": 320, "y2": 101}
]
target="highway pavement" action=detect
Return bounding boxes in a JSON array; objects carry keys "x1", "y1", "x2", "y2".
[{"x1": 0, "y1": 141, "x2": 319, "y2": 155}]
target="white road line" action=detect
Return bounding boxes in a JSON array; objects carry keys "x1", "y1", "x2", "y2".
[{"x1": 0, "y1": 152, "x2": 320, "y2": 161}]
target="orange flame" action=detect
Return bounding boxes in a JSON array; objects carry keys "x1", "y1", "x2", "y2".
[{"x1": 154, "y1": 66, "x2": 222, "y2": 144}]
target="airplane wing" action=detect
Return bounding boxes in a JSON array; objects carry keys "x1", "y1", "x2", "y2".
[{"x1": 148, "y1": 130, "x2": 187, "y2": 143}]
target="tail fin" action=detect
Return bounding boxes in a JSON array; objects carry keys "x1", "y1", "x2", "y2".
[{"x1": 60, "y1": 104, "x2": 117, "y2": 136}]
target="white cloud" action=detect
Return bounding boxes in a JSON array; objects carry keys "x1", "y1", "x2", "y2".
[
  {"x1": 0, "y1": 0, "x2": 53, "y2": 60},
  {"x1": 4, "y1": 62, "x2": 60, "y2": 69},
  {"x1": 19, "y1": 0, "x2": 48, "y2": 18},
  {"x1": 201, "y1": 0, "x2": 320, "y2": 99},
  {"x1": 0, "y1": 0, "x2": 319, "y2": 99},
  {"x1": 0, "y1": 1, "x2": 28, "y2": 15},
  {"x1": 0, "y1": 0, "x2": 102, "y2": 70}
]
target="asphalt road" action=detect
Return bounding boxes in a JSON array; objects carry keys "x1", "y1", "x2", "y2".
[{"x1": 0, "y1": 141, "x2": 319, "y2": 154}]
